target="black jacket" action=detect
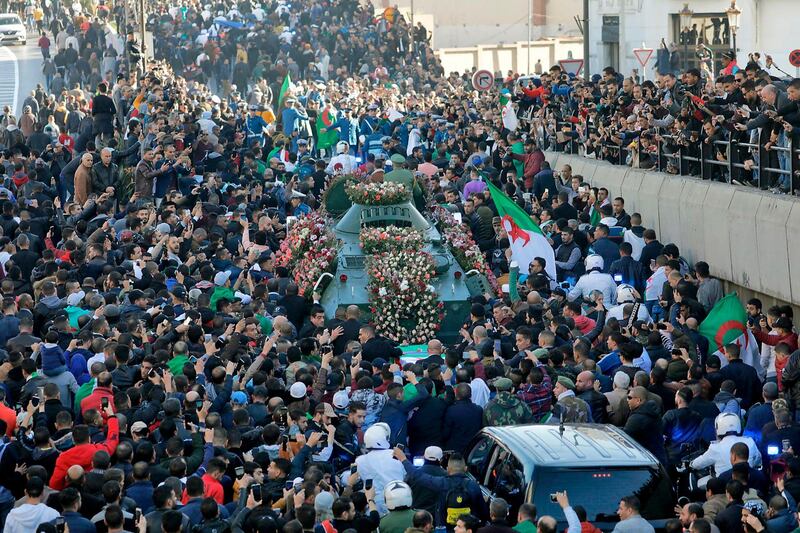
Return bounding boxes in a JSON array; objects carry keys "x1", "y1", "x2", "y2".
[
  {"x1": 360, "y1": 336, "x2": 402, "y2": 363},
  {"x1": 624, "y1": 400, "x2": 668, "y2": 465},
  {"x1": 408, "y1": 395, "x2": 447, "y2": 456},
  {"x1": 441, "y1": 399, "x2": 484, "y2": 454},
  {"x1": 407, "y1": 462, "x2": 446, "y2": 517},
  {"x1": 718, "y1": 359, "x2": 761, "y2": 409},
  {"x1": 638, "y1": 240, "x2": 663, "y2": 271},
  {"x1": 714, "y1": 501, "x2": 745, "y2": 533},
  {"x1": 578, "y1": 388, "x2": 609, "y2": 424}
]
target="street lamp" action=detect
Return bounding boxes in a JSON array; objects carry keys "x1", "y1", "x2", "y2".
[
  {"x1": 679, "y1": 4, "x2": 693, "y2": 70},
  {"x1": 726, "y1": 0, "x2": 741, "y2": 60}
]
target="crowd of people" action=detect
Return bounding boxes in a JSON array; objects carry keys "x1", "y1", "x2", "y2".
[
  {"x1": 532, "y1": 51, "x2": 800, "y2": 195},
  {"x1": 0, "y1": 0, "x2": 795, "y2": 533}
]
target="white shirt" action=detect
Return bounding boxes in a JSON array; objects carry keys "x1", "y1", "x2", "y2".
[
  {"x1": 355, "y1": 449, "x2": 405, "y2": 515},
  {"x1": 623, "y1": 229, "x2": 645, "y2": 260},
  {"x1": 690, "y1": 435, "x2": 762, "y2": 476},
  {"x1": 568, "y1": 271, "x2": 618, "y2": 305},
  {"x1": 326, "y1": 154, "x2": 358, "y2": 175},
  {"x1": 606, "y1": 303, "x2": 652, "y2": 324}
]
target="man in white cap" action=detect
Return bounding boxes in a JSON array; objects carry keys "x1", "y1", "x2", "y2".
[{"x1": 210, "y1": 271, "x2": 249, "y2": 312}]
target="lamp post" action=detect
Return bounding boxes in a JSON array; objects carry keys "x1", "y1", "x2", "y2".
[
  {"x1": 679, "y1": 4, "x2": 693, "y2": 71},
  {"x1": 726, "y1": 0, "x2": 741, "y2": 60}
]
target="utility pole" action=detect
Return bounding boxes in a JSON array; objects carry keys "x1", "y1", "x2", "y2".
[
  {"x1": 583, "y1": 0, "x2": 590, "y2": 77},
  {"x1": 139, "y1": 0, "x2": 146, "y2": 68},
  {"x1": 527, "y1": 0, "x2": 532, "y2": 74}
]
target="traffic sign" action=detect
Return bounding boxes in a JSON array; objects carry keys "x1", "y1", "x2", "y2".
[
  {"x1": 789, "y1": 49, "x2": 800, "y2": 68},
  {"x1": 472, "y1": 69, "x2": 494, "y2": 91},
  {"x1": 633, "y1": 48, "x2": 654, "y2": 67},
  {"x1": 558, "y1": 58, "x2": 584, "y2": 76}
]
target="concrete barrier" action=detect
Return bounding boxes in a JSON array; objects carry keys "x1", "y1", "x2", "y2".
[{"x1": 545, "y1": 151, "x2": 800, "y2": 308}]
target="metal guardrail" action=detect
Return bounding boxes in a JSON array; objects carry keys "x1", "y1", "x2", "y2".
[{"x1": 543, "y1": 121, "x2": 799, "y2": 195}]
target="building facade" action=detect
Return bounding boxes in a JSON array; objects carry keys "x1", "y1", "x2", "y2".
[{"x1": 587, "y1": 0, "x2": 800, "y2": 79}]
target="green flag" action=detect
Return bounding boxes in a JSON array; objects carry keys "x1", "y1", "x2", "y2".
[
  {"x1": 486, "y1": 180, "x2": 556, "y2": 282},
  {"x1": 698, "y1": 293, "x2": 759, "y2": 364},
  {"x1": 589, "y1": 202, "x2": 601, "y2": 226},
  {"x1": 316, "y1": 106, "x2": 339, "y2": 150},
  {"x1": 278, "y1": 73, "x2": 292, "y2": 106}
]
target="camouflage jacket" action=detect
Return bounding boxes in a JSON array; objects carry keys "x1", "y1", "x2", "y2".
[
  {"x1": 483, "y1": 392, "x2": 534, "y2": 426},
  {"x1": 551, "y1": 392, "x2": 591, "y2": 423}
]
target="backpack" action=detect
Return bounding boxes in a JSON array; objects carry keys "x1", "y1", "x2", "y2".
[{"x1": 444, "y1": 478, "x2": 472, "y2": 525}]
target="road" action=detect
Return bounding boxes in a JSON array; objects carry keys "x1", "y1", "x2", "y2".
[{"x1": 0, "y1": 35, "x2": 46, "y2": 116}]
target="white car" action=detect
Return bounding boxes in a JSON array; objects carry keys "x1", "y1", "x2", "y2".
[{"x1": 0, "y1": 14, "x2": 25, "y2": 45}]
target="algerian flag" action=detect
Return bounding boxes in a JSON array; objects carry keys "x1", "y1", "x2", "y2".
[
  {"x1": 499, "y1": 88, "x2": 511, "y2": 106},
  {"x1": 316, "y1": 106, "x2": 339, "y2": 150},
  {"x1": 487, "y1": 180, "x2": 556, "y2": 281},
  {"x1": 589, "y1": 202, "x2": 601, "y2": 226},
  {"x1": 501, "y1": 101, "x2": 518, "y2": 131},
  {"x1": 698, "y1": 293, "x2": 763, "y2": 380},
  {"x1": 278, "y1": 73, "x2": 292, "y2": 107}
]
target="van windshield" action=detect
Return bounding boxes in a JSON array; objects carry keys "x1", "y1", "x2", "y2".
[{"x1": 532, "y1": 467, "x2": 673, "y2": 523}]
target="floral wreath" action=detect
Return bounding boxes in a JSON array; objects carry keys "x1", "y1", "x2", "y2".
[
  {"x1": 276, "y1": 212, "x2": 338, "y2": 297},
  {"x1": 366, "y1": 250, "x2": 443, "y2": 344},
  {"x1": 359, "y1": 226, "x2": 425, "y2": 255},
  {"x1": 346, "y1": 180, "x2": 410, "y2": 205}
]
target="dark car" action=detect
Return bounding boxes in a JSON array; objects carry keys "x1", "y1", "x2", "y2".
[{"x1": 463, "y1": 423, "x2": 674, "y2": 531}]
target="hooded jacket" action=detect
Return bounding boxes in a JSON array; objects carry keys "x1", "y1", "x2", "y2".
[
  {"x1": 4, "y1": 502, "x2": 60, "y2": 533},
  {"x1": 624, "y1": 400, "x2": 667, "y2": 464}
]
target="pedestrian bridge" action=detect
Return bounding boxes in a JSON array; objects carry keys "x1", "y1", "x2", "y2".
[{"x1": 545, "y1": 152, "x2": 800, "y2": 314}]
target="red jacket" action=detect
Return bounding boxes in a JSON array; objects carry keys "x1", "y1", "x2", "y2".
[
  {"x1": 201, "y1": 473, "x2": 224, "y2": 504},
  {"x1": 510, "y1": 149, "x2": 545, "y2": 188},
  {"x1": 754, "y1": 329, "x2": 798, "y2": 352},
  {"x1": 49, "y1": 416, "x2": 119, "y2": 489},
  {"x1": 80, "y1": 386, "x2": 115, "y2": 417}
]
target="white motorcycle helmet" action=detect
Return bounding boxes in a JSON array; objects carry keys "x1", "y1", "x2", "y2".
[
  {"x1": 364, "y1": 422, "x2": 391, "y2": 450},
  {"x1": 616, "y1": 284, "x2": 638, "y2": 304},
  {"x1": 384, "y1": 480, "x2": 413, "y2": 510},
  {"x1": 715, "y1": 412, "x2": 742, "y2": 439},
  {"x1": 585, "y1": 254, "x2": 604, "y2": 273},
  {"x1": 336, "y1": 141, "x2": 349, "y2": 154}
]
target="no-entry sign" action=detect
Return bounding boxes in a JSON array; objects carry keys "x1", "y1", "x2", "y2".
[
  {"x1": 472, "y1": 69, "x2": 494, "y2": 91},
  {"x1": 789, "y1": 49, "x2": 800, "y2": 68}
]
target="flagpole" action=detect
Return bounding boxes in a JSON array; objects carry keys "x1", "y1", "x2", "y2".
[{"x1": 527, "y1": 0, "x2": 532, "y2": 75}]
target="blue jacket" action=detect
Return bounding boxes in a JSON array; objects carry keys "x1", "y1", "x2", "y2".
[
  {"x1": 41, "y1": 343, "x2": 66, "y2": 374},
  {"x1": 441, "y1": 399, "x2": 484, "y2": 454},
  {"x1": 378, "y1": 383, "x2": 429, "y2": 446},
  {"x1": 126, "y1": 480, "x2": 155, "y2": 513},
  {"x1": 591, "y1": 237, "x2": 620, "y2": 274},
  {"x1": 63, "y1": 511, "x2": 97, "y2": 533},
  {"x1": 67, "y1": 348, "x2": 92, "y2": 385},
  {"x1": 743, "y1": 402, "x2": 774, "y2": 445},
  {"x1": 402, "y1": 463, "x2": 488, "y2": 526},
  {"x1": 180, "y1": 497, "x2": 229, "y2": 526},
  {"x1": 0, "y1": 315, "x2": 19, "y2": 349}
]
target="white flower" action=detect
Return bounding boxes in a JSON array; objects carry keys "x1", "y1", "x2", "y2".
[
  {"x1": 399, "y1": 279, "x2": 409, "y2": 291},
  {"x1": 378, "y1": 287, "x2": 387, "y2": 297}
]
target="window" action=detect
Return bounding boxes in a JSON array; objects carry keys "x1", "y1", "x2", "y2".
[
  {"x1": 465, "y1": 435, "x2": 495, "y2": 484},
  {"x1": 531, "y1": 467, "x2": 674, "y2": 524}
]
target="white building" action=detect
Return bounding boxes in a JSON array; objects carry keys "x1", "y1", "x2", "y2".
[
  {"x1": 587, "y1": 0, "x2": 800, "y2": 79},
  {"x1": 368, "y1": 0, "x2": 582, "y2": 50}
]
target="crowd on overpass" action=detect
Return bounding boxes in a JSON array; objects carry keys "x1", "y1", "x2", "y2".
[{"x1": 0, "y1": 0, "x2": 793, "y2": 532}]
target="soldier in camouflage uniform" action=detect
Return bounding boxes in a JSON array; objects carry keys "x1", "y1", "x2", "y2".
[
  {"x1": 483, "y1": 377, "x2": 534, "y2": 427},
  {"x1": 550, "y1": 376, "x2": 592, "y2": 423}
]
